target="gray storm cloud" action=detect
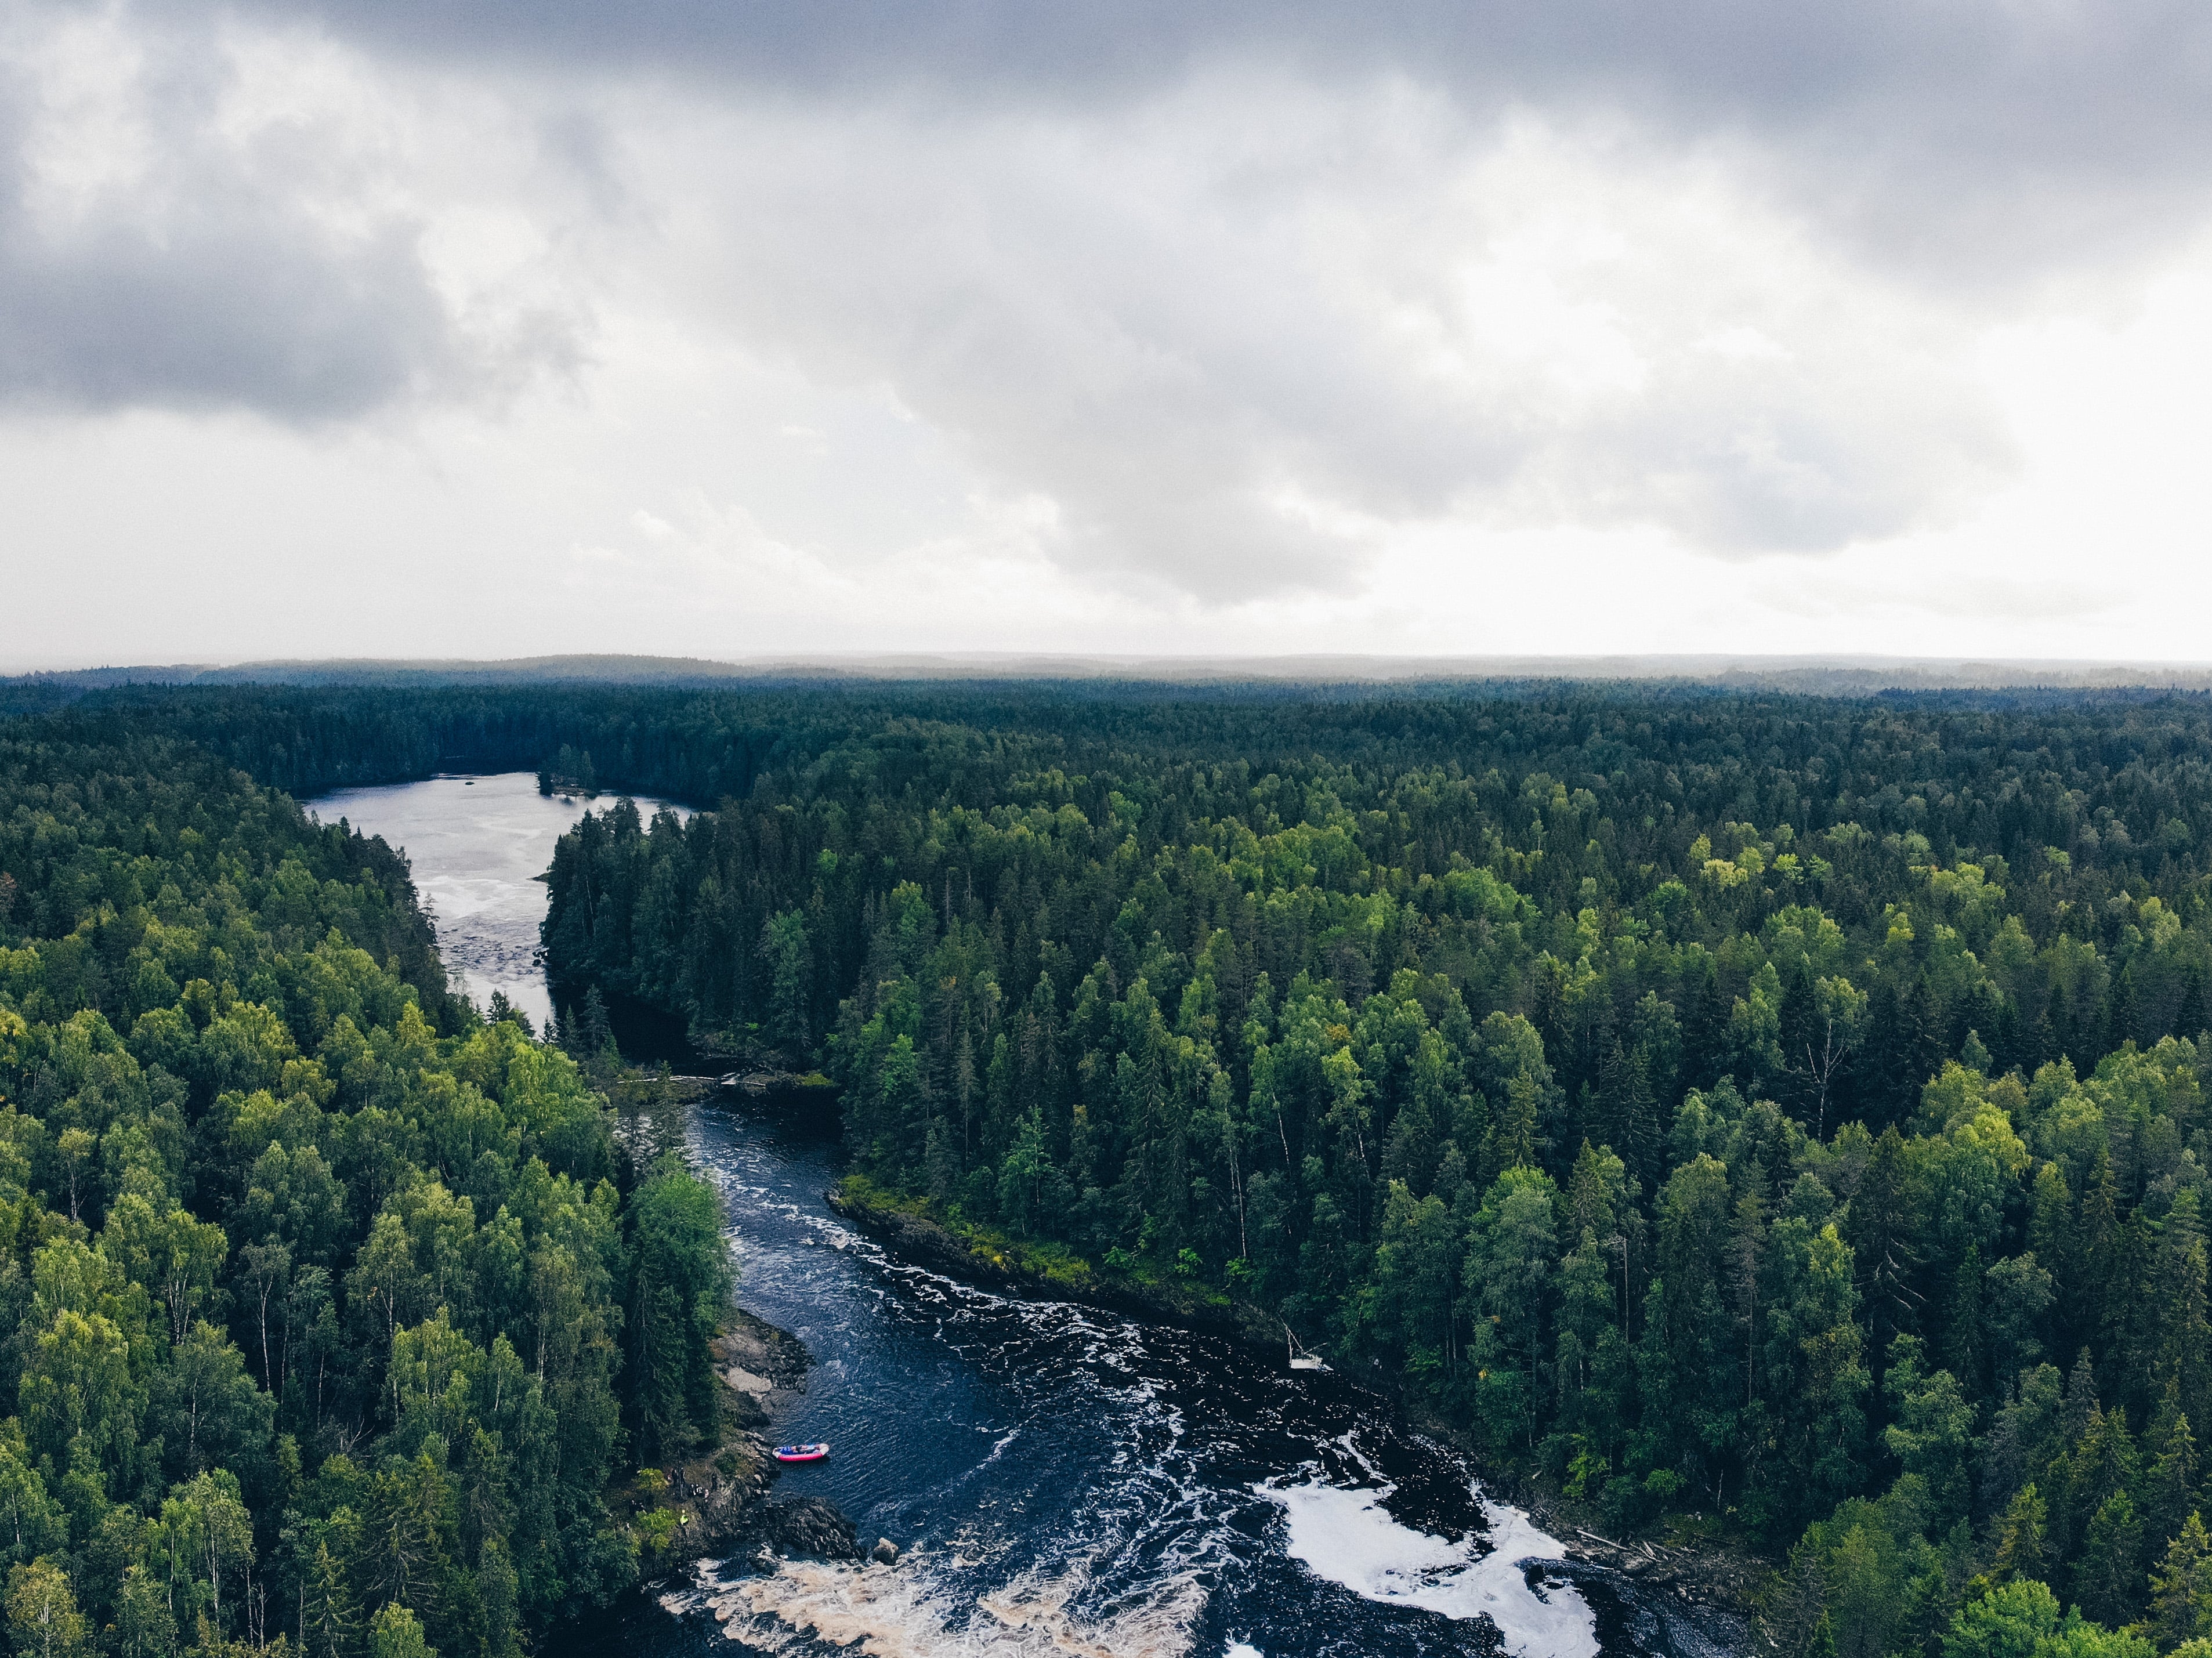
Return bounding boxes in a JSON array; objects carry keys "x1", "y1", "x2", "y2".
[
  {"x1": 196, "y1": 0, "x2": 2212, "y2": 276},
  {"x1": 0, "y1": 0, "x2": 2195, "y2": 593},
  {"x1": 0, "y1": 32, "x2": 452, "y2": 418},
  {"x1": 0, "y1": 188, "x2": 451, "y2": 421},
  {"x1": 0, "y1": 10, "x2": 590, "y2": 421}
]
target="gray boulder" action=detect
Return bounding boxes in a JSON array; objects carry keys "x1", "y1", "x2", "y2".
[{"x1": 762, "y1": 1496, "x2": 860, "y2": 1561}]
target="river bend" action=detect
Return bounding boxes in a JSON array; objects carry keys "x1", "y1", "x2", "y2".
[{"x1": 313, "y1": 774, "x2": 1745, "y2": 1658}]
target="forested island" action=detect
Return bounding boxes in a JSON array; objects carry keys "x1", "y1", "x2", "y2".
[{"x1": 17, "y1": 676, "x2": 2212, "y2": 1656}]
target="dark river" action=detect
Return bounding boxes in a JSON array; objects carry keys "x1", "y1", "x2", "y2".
[{"x1": 311, "y1": 776, "x2": 1746, "y2": 1658}]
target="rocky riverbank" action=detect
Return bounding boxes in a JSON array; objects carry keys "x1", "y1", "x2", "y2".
[
  {"x1": 619, "y1": 1308, "x2": 873, "y2": 1573},
  {"x1": 1523, "y1": 1497, "x2": 1764, "y2": 1632},
  {"x1": 824, "y1": 1178, "x2": 1292, "y2": 1354},
  {"x1": 711, "y1": 1066, "x2": 839, "y2": 1102}
]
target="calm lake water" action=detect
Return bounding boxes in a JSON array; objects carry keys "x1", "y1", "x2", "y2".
[
  {"x1": 317, "y1": 774, "x2": 1746, "y2": 1658},
  {"x1": 308, "y1": 772, "x2": 685, "y2": 1033}
]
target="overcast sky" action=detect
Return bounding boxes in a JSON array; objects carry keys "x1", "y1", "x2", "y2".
[{"x1": 8, "y1": 1, "x2": 2212, "y2": 669}]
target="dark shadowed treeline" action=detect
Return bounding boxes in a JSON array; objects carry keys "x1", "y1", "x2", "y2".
[
  {"x1": 542, "y1": 686, "x2": 2212, "y2": 1655},
  {"x1": 29, "y1": 675, "x2": 2212, "y2": 815},
  {"x1": 0, "y1": 723, "x2": 730, "y2": 1658}
]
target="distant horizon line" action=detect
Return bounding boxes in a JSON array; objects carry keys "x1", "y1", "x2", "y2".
[
  {"x1": 16, "y1": 651, "x2": 2212, "y2": 703},
  {"x1": 13, "y1": 649, "x2": 2212, "y2": 686}
]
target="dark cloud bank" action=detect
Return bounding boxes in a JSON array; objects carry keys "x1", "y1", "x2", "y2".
[
  {"x1": 17, "y1": 0, "x2": 2212, "y2": 417},
  {"x1": 6, "y1": 0, "x2": 2210, "y2": 590}
]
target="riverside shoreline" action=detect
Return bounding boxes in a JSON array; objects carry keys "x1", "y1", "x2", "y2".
[
  {"x1": 625, "y1": 1299, "x2": 868, "y2": 1573},
  {"x1": 823, "y1": 1177, "x2": 1291, "y2": 1353},
  {"x1": 822, "y1": 1175, "x2": 1764, "y2": 1639}
]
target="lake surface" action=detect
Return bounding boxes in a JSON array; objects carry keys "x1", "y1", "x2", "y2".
[
  {"x1": 307, "y1": 773, "x2": 685, "y2": 1033},
  {"x1": 322, "y1": 774, "x2": 1746, "y2": 1658}
]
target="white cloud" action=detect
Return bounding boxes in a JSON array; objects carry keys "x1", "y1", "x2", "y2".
[
  {"x1": 2, "y1": 2, "x2": 2212, "y2": 667},
  {"x1": 605, "y1": 79, "x2": 2018, "y2": 593}
]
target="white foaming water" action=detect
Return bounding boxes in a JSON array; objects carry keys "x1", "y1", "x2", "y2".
[
  {"x1": 690, "y1": 1557, "x2": 1208, "y2": 1658},
  {"x1": 1257, "y1": 1466, "x2": 1598, "y2": 1658}
]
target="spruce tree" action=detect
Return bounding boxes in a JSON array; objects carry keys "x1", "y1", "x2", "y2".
[
  {"x1": 2144, "y1": 1380, "x2": 2202, "y2": 1555},
  {"x1": 578, "y1": 986, "x2": 615, "y2": 1058},
  {"x1": 2153, "y1": 1512, "x2": 2212, "y2": 1650},
  {"x1": 2075, "y1": 1490, "x2": 2146, "y2": 1629},
  {"x1": 2108, "y1": 965, "x2": 2140, "y2": 1058},
  {"x1": 1992, "y1": 1483, "x2": 2049, "y2": 1584},
  {"x1": 1846, "y1": 1127, "x2": 1923, "y2": 1380}
]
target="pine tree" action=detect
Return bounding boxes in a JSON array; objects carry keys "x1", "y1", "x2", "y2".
[
  {"x1": 1592, "y1": 1037, "x2": 1630, "y2": 1161},
  {"x1": 1684, "y1": 968, "x2": 1728, "y2": 1094},
  {"x1": 1991, "y1": 1482, "x2": 2049, "y2": 1584},
  {"x1": 2029, "y1": 1161, "x2": 2075, "y2": 1342},
  {"x1": 1483, "y1": 1071, "x2": 1540, "y2": 1183},
  {"x1": 1992, "y1": 994, "x2": 2024, "y2": 1078},
  {"x1": 2046, "y1": 982, "x2": 2072, "y2": 1070},
  {"x1": 1780, "y1": 959, "x2": 1819, "y2": 1118},
  {"x1": 2160, "y1": 1192, "x2": 2212, "y2": 1431},
  {"x1": 1903, "y1": 979, "x2": 1943, "y2": 1113},
  {"x1": 2180, "y1": 962, "x2": 2210, "y2": 1045},
  {"x1": 1845, "y1": 1127, "x2": 1922, "y2": 1378},
  {"x1": 2075, "y1": 1490, "x2": 2145, "y2": 1629},
  {"x1": 578, "y1": 986, "x2": 615, "y2": 1059},
  {"x1": 2153, "y1": 1512, "x2": 2212, "y2": 1650},
  {"x1": 1621, "y1": 1046, "x2": 1660, "y2": 1196},
  {"x1": 1943, "y1": 1244, "x2": 1985, "y2": 1395},
  {"x1": 1594, "y1": 1034, "x2": 1659, "y2": 1192},
  {"x1": 2107, "y1": 964, "x2": 2140, "y2": 1058},
  {"x1": 2080, "y1": 1159, "x2": 2122, "y2": 1357},
  {"x1": 1729, "y1": 1183, "x2": 1767, "y2": 1408},
  {"x1": 1863, "y1": 982, "x2": 1903, "y2": 1131},
  {"x1": 2064, "y1": 1346, "x2": 2103, "y2": 1447},
  {"x1": 354, "y1": 1457, "x2": 455, "y2": 1643},
  {"x1": 2145, "y1": 1380, "x2": 2202, "y2": 1555},
  {"x1": 297, "y1": 1537, "x2": 359, "y2": 1658}
]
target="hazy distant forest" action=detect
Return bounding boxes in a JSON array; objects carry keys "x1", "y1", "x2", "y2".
[{"x1": 16, "y1": 680, "x2": 2212, "y2": 1656}]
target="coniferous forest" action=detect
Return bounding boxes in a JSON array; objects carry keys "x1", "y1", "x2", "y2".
[
  {"x1": 535, "y1": 682, "x2": 2212, "y2": 1657},
  {"x1": 0, "y1": 717, "x2": 731, "y2": 1658},
  {"x1": 19, "y1": 679, "x2": 2212, "y2": 1654}
]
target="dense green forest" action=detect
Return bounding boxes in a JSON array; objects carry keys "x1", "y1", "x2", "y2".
[
  {"x1": 535, "y1": 683, "x2": 2212, "y2": 1656},
  {"x1": 0, "y1": 722, "x2": 731, "y2": 1658},
  {"x1": 23, "y1": 676, "x2": 2212, "y2": 1653},
  {"x1": 23, "y1": 674, "x2": 2201, "y2": 808}
]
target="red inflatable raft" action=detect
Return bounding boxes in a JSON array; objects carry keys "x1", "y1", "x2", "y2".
[{"x1": 773, "y1": 1443, "x2": 830, "y2": 1462}]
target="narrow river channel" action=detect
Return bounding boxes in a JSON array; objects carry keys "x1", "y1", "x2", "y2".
[{"x1": 309, "y1": 776, "x2": 1747, "y2": 1658}]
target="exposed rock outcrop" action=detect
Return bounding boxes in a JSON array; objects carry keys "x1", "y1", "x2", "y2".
[
  {"x1": 626, "y1": 1308, "x2": 862, "y2": 1574},
  {"x1": 763, "y1": 1497, "x2": 862, "y2": 1561}
]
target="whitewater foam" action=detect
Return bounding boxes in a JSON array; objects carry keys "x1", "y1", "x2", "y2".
[
  {"x1": 1256, "y1": 1469, "x2": 1598, "y2": 1658},
  {"x1": 694, "y1": 1555, "x2": 1208, "y2": 1658}
]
